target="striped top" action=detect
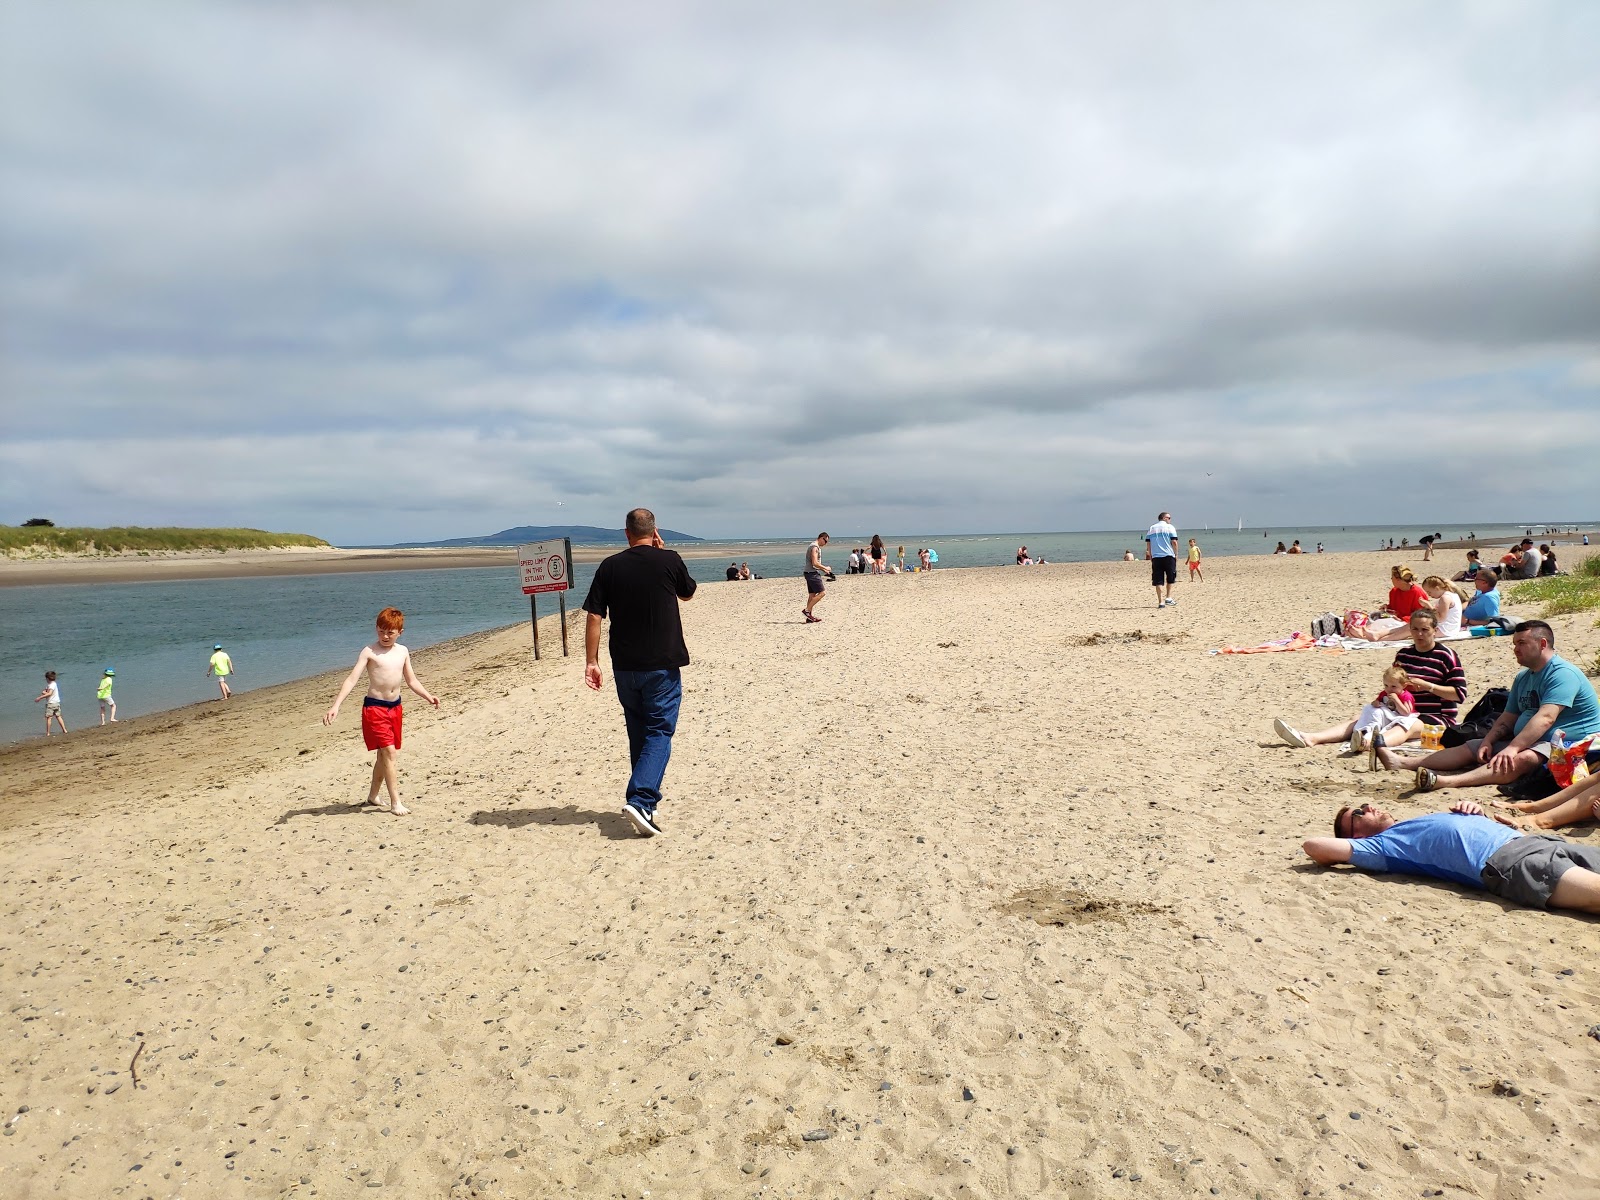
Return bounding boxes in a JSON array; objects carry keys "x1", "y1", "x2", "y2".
[{"x1": 1392, "y1": 644, "x2": 1467, "y2": 725}]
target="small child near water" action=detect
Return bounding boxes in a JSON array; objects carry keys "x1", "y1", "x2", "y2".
[
  {"x1": 97, "y1": 668, "x2": 116, "y2": 724},
  {"x1": 35, "y1": 670, "x2": 67, "y2": 736},
  {"x1": 323, "y1": 607, "x2": 440, "y2": 815}
]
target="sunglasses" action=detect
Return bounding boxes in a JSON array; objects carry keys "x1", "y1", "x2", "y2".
[{"x1": 1335, "y1": 803, "x2": 1373, "y2": 839}]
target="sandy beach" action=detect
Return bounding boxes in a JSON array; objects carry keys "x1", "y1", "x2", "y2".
[{"x1": 1, "y1": 551, "x2": 1597, "y2": 1198}]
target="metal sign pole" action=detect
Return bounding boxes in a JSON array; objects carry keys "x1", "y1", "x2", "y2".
[
  {"x1": 559, "y1": 538, "x2": 572, "y2": 656},
  {"x1": 530, "y1": 593, "x2": 541, "y2": 660}
]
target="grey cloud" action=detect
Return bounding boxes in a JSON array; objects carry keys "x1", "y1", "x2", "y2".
[{"x1": 2, "y1": 1, "x2": 1596, "y2": 540}]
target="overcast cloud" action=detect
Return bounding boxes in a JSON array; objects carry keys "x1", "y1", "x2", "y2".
[{"x1": 2, "y1": 1, "x2": 1596, "y2": 542}]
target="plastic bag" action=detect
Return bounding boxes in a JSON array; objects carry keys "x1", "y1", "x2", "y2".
[{"x1": 1549, "y1": 731, "x2": 1595, "y2": 789}]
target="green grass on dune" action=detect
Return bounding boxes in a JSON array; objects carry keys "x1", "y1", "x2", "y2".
[
  {"x1": 0, "y1": 526, "x2": 331, "y2": 555},
  {"x1": 1507, "y1": 553, "x2": 1600, "y2": 626}
]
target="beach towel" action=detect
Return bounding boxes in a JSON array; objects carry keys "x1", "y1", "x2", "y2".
[{"x1": 1212, "y1": 632, "x2": 1317, "y2": 655}]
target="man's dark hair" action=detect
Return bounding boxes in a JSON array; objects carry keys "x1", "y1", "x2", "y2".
[
  {"x1": 1513, "y1": 619, "x2": 1555, "y2": 648},
  {"x1": 1334, "y1": 805, "x2": 1355, "y2": 839},
  {"x1": 625, "y1": 508, "x2": 656, "y2": 537},
  {"x1": 817, "y1": 531, "x2": 829, "y2": 541}
]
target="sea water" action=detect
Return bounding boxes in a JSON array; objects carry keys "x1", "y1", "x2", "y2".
[{"x1": 0, "y1": 521, "x2": 1580, "y2": 745}]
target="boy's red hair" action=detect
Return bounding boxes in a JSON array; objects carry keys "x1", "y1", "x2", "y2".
[{"x1": 376, "y1": 607, "x2": 405, "y2": 632}]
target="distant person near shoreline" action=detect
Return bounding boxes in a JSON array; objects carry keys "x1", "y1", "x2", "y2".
[
  {"x1": 803, "y1": 533, "x2": 832, "y2": 622},
  {"x1": 1144, "y1": 511, "x2": 1178, "y2": 608},
  {"x1": 583, "y1": 508, "x2": 697, "y2": 839},
  {"x1": 208, "y1": 643, "x2": 234, "y2": 700},
  {"x1": 323, "y1": 607, "x2": 440, "y2": 816},
  {"x1": 97, "y1": 668, "x2": 116, "y2": 724},
  {"x1": 35, "y1": 670, "x2": 67, "y2": 736}
]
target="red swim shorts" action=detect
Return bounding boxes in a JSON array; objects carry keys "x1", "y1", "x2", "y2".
[{"x1": 362, "y1": 699, "x2": 403, "y2": 750}]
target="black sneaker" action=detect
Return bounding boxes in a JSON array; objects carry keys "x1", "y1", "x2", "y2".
[{"x1": 623, "y1": 802, "x2": 663, "y2": 838}]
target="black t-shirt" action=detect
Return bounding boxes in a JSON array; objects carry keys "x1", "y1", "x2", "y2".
[
  {"x1": 582, "y1": 545, "x2": 697, "y2": 671},
  {"x1": 726, "y1": 565, "x2": 740, "y2": 580}
]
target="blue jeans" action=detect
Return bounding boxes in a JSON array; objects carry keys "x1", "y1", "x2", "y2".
[{"x1": 612, "y1": 668, "x2": 682, "y2": 815}]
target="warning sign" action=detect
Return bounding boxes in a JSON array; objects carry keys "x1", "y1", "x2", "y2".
[{"x1": 518, "y1": 539, "x2": 571, "y2": 595}]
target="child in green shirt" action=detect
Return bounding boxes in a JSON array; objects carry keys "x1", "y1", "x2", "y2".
[{"x1": 97, "y1": 668, "x2": 116, "y2": 724}]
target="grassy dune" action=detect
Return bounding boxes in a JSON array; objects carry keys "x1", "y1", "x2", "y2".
[{"x1": 0, "y1": 526, "x2": 330, "y2": 556}]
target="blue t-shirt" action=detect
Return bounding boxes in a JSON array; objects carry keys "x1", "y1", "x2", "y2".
[
  {"x1": 1465, "y1": 588, "x2": 1497, "y2": 624},
  {"x1": 1144, "y1": 522, "x2": 1177, "y2": 559},
  {"x1": 1346, "y1": 813, "x2": 1520, "y2": 890},
  {"x1": 1508, "y1": 655, "x2": 1600, "y2": 740},
  {"x1": 1462, "y1": 588, "x2": 1500, "y2": 622}
]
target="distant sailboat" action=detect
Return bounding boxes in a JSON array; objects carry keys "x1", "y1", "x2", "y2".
[{"x1": 1237, "y1": 517, "x2": 1243, "y2": 532}]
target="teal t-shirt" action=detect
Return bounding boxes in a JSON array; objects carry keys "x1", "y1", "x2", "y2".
[{"x1": 1509, "y1": 655, "x2": 1600, "y2": 740}]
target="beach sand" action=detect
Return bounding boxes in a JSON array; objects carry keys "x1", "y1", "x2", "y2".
[{"x1": 2, "y1": 552, "x2": 1597, "y2": 1198}]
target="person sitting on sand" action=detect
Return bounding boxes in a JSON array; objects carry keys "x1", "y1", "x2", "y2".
[
  {"x1": 1492, "y1": 768, "x2": 1600, "y2": 832},
  {"x1": 1451, "y1": 549, "x2": 1482, "y2": 582},
  {"x1": 1538, "y1": 544, "x2": 1558, "y2": 576},
  {"x1": 1123, "y1": 549, "x2": 1135, "y2": 561},
  {"x1": 726, "y1": 561, "x2": 741, "y2": 581},
  {"x1": 1301, "y1": 799, "x2": 1600, "y2": 915},
  {"x1": 1377, "y1": 620, "x2": 1600, "y2": 791},
  {"x1": 1461, "y1": 569, "x2": 1504, "y2": 627},
  {"x1": 1344, "y1": 564, "x2": 1431, "y2": 641},
  {"x1": 1274, "y1": 608, "x2": 1466, "y2": 759},
  {"x1": 1017, "y1": 545, "x2": 1029, "y2": 565},
  {"x1": 1273, "y1": 541, "x2": 1287, "y2": 554},
  {"x1": 739, "y1": 562, "x2": 752, "y2": 580},
  {"x1": 1288, "y1": 540, "x2": 1303, "y2": 554}
]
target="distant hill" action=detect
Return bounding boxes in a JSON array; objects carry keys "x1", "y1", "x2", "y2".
[{"x1": 374, "y1": 525, "x2": 704, "y2": 549}]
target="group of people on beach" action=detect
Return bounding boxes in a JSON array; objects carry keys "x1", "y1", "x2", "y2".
[
  {"x1": 1269, "y1": 544, "x2": 1600, "y2": 916},
  {"x1": 30, "y1": 645, "x2": 235, "y2": 736}
]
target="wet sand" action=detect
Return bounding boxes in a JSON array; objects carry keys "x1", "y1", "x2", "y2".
[{"x1": 1, "y1": 551, "x2": 1596, "y2": 1198}]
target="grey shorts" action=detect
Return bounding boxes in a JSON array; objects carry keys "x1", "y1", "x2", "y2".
[
  {"x1": 804, "y1": 569, "x2": 825, "y2": 595},
  {"x1": 1481, "y1": 835, "x2": 1600, "y2": 908}
]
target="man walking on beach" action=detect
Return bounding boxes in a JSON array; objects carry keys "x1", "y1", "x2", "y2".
[
  {"x1": 583, "y1": 508, "x2": 697, "y2": 838},
  {"x1": 802, "y1": 532, "x2": 832, "y2": 623},
  {"x1": 1144, "y1": 511, "x2": 1179, "y2": 608}
]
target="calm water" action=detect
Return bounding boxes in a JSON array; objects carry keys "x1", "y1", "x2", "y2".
[{"x1": 1, "y1": 521, "x2": 1584, "y2": 745}]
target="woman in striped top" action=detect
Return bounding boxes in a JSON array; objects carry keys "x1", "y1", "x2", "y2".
[
  {"x1": 1273, "y1": 609, "x2": 1468, "y2": 753},
  {"x1": 1390, "y1": 608, "x2": 1467, "y2": 725}
]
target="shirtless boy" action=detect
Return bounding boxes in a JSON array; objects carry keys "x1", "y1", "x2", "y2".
[{"x1": 323, "y1": 607, "x2": 440, "y2": 815}]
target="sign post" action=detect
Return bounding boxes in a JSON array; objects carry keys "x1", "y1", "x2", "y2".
[{"x1": 517, "y1": 538, "x2": 573, "y2": 660}]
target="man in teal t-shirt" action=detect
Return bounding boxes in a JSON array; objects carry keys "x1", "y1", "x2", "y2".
[{"x1": 1392, "y1": 620, "x2": 1599, "y2": 793}]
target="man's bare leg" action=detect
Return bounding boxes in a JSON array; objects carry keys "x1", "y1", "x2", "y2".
[
  {"x1": 1548, "y1": 866, "x2": 1600, "y2": 916},
  {"x1": 1376, "y1": 739, "x2": 1482, "y2": 773},
  {"x1": 219, "y1": 679, "x2": 232, "y2": 700}
]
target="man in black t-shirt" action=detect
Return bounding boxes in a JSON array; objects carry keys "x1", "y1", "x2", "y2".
[{"x1": 583, "y1": 508, "x2": 697, "y2": 838}]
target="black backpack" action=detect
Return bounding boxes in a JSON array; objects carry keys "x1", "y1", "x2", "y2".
[{"x1": 1442, "y1": 686, "x2": 1509, "y2": 748}]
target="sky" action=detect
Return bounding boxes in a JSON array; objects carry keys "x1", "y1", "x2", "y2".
[{"x1": 2, "y1": 1, "x2": 1596, "y2": 544}]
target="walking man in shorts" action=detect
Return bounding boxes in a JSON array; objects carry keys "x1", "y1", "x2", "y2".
[
  {"x1": 583, "y1": 508, "x2": 698, "y2": 838},
  {"x1": 1144, "y1": 511, "x2": 1179, "y2": 608},
  {"x1": 802, "y1": 532, "x2": 832, "y2": 623},
  {"x1": 1302, "y1": 799, "x2": 1600, "y2": 914}
]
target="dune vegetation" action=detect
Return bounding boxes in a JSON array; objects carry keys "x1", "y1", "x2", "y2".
[{"x1": 0, "y1": 526, "x2": 330, "y2": 556}]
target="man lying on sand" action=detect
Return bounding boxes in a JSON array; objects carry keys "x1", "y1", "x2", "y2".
[
  {"x1": 1301, "y1": 799, "x2": 1600, "y2": 914},
  {"x1": 1376, "y1": 620, "x2": 1600, "y2": 791}
]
